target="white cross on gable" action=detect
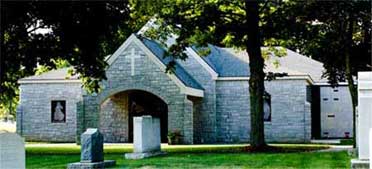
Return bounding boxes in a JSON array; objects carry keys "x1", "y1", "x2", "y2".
[{"x1": 124, "y1": 48, "x2": 141, "y2": 76}]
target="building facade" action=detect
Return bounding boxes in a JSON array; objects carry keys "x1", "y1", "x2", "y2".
[{"x1": 17, "y1": 33, "x2": 352, "y2": 144}]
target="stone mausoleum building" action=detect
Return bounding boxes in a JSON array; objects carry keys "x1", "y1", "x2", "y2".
[{"x1": 16, "y1": 27, "x2": 354, "y2": 144}]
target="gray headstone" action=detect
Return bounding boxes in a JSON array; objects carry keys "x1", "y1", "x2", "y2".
[
  {"x1": 81, "y1": 128, "x2": 104, "y2": 163},
  {"x1": 0, "y1": 132, "x2": 25, "y2": 169},
  {"x1": 68, "y1": 128, "x2": 116, "y2": 169},
  {"x1": 133, "y1": 116, "x2": 161, "y2": 153}
]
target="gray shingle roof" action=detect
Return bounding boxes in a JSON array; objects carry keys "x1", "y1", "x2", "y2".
[
  {"x1": 19, "y1": 67, "x2": 79, "y2": 81},
  {"x1": 140, "y1": 37, "x2": 204, "y2": 90},
  {"x1": 193, "y1": 45, "x2": 325, "y2": 82},
  {"x1": 193, "y1": 45, "x2": 251, "y2": 77},
  {"x1": 20, "y1": 40, "x2": 325, "y2": 84}
]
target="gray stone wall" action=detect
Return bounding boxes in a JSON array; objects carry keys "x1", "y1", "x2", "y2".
[
  {"x1": 17, "y1": 39, "x2": 313, "y2": 144},
  {"x1": 265, "y1": 79, "x2": 311, "y2": 142},
  {"x1": 215, "y1": 79, "x2": 311, "y2": 143},
  {"x1": 215, "y1": 80, "x2": 250, "y2": 143},
  {"x1": 179, "y1": 53, "x2": 217, "y2": 143},
  {"x1": 17, "y1": 83, "x2": 82, "y2": 142},
  {"x1": 79, "y1": 42, "x2": 194, "y2": 144},
  {"x1": 99, "y1": 93, "x2": 129, "y2": 142}
]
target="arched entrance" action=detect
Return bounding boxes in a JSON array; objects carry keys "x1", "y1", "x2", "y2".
[
  {"x1": 99, "y1": 89, "x2": 168, "y2": 143},
  {"x1": 127, "y1": 90, "x2": 168, "y2": 143}
]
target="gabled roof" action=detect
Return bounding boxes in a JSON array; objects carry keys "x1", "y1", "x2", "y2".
[
  {"x1": 191, "y1": 45, "x2": 325, "y2": 82},
  {"x1": 19, "y1": 34, "x2": 204, "y2": 97},
  {"x1": 18, "y1": 68, "x2": 80, "y2": 83},
  {"x1": 193, "y1": 45, "x2": 250, "y2": 77},
  {"x1": 140, "y1": 37, "x2": 203, "y2": 90},
  {"x1": 103, "y1": 34, "x2": 204, "y2": 97}
]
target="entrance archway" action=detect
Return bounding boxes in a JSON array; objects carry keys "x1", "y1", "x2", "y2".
[
  {"x1": 127, "y1": 90, "x2": 168, "y2": 143},
  {"x1": 99, "y1": 89, "x2": 168, "y2": 143}
]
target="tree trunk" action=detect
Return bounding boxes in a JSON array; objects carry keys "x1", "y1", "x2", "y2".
[
  {"x1": 346, "y1": 60, "x2": 357, "y2": 148},
  {"x1": 344, "y1": 17, "x2": 357, "y2": 148},
  {"x1": 245, "y1": 1, "x2": 266, "y2": 149}
]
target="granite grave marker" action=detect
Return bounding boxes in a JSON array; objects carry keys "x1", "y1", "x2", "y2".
[{"x1": 68, "y1": 128, "x2": 116, "y2": 169}]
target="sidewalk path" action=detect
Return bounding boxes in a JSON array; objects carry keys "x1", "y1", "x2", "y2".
[{"x1": 315, "y1": 145, "x2": 353, "y2": 152}]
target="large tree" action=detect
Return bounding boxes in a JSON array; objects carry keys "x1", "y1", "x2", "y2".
[
  {"x1": 1, "y1": 1, "x2": 136, "y2": 116},
  {"x1": 262, "y1": 0, "x2": 371, "y2": 147},
  {"x1": 132, "y1": 0, "x2": 271, "y2": 149}
]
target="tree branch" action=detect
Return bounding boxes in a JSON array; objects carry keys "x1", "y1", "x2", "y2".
[{"x1": 27, "y1": 24, "x2": 48, "y2": 34}]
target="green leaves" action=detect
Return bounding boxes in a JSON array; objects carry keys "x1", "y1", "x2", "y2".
[{"x1": 1, "y1": 1, "x2": 134, "y2": 103}]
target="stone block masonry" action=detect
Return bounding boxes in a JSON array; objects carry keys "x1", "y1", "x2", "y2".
[
  {"x1": 179, "y1": 53, "x2": 217, "y2": 143},
  {"x1": 265, "y1": 80, "x2": 312, "y2": 142},
  {"x1": 17, "y1": 83, "x2": 82, "y2": 142},
  {"x1": 79, "y1": 43, "x2": 194, "y2": 144},
  {"x1": 215, "y1": 79, "x2": 312, "y2": 143},
  {"x1": 17, "y1": 32, "x2": 317, "y2": 146},
  {"x1": 100, "y1": 93, "x2": 129, "y2": 143}
]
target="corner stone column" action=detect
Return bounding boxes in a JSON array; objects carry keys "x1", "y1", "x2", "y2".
[
  {"x1": 76, "y1": 95, "x2": 100, "y2": 144},
  {"x1": 16, "y1": 106, "x2": 23, "y2": 136},
  {"x1": 76, "y1": 101, "x2": 85, "y2": 144},
  {"x1": 183, "y1": 97, "x2": 194, "y2": 144}
]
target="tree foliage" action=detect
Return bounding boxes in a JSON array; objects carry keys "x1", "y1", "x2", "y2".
[
  {"x1": 1, "y1": 1, "x2": 137, "y2": 115},
  {"x1": 264, "y1": 1, "x2": 371, "y2": 83},
  {"x1": 131, "y1": 0, "x2": 275, "y2": 148},
  {"x1": 263, "y1": 0, "x2": 371, "y2": 147}
]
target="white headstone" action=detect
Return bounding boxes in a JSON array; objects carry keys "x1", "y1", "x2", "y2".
[
  {"x1": 0, "y1": 132, "x2": 25, "y2": 169},
  {"x1": 133, "y1": 116, "x2": 161, "y2": 153},
  {"x1": 357, "y1": 72, "x2": 372, "y2": 160},
  {"x1": 370, "y1": 128, "x2": 372, "y2": 168}
]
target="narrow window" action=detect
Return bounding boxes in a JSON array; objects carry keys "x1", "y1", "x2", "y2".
[
  {"x1": 263, "y1": 91, "x2": 271, "y2": 122},
  {"x1": 333, "y1": 89, "x2": 338, "y2": 92},
  {"x1": 323, "y1": 98, "x2": 328, "y2": 101},
  {"x1": 51, "y1": 100, "x2": 66, "y2": 123},
  {"x1": 333, "y1": 98, "x2": 339, "y2": 101},
  {"x1": 323, "y1": 132, "x2": 329, "y2": 137},
  {"x1": 327, "y1": 114, "x2": 335, "y2": 118}
]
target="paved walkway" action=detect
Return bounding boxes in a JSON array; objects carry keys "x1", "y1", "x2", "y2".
[
  {"x1": 315, "y1": 145, "x2": 353, "y2": 152},
  {"x1": 311, "y1": 139, "x2": 341, "y2": 144}
]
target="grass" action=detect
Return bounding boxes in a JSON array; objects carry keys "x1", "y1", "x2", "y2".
[
  {"x1": 25, "y1": 143, "x2": 352, "y2": 169},
  {"x1": 26, "y1": 143, "x2": 329, "y2": 154},
  {"x1": 339, "y1": 139, "x2": 354, "y2": 145}
]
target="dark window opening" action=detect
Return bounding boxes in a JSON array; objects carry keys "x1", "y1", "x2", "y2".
[
  {"x1": 51, "y1": 100, "x2": 66, "y2": 123},
  {"x1": 263, "y1": 91, "x2": 271, "y2": 122},
  {"x1": 327, "y1": 114, "x2": 335, "y2": 118},
  {"x1": 306, "y1": 86, "x2": 312, "y2": 102},
  {"x1": 323, "y1": 98, "x2": 328, "y2": 101},
  {"x1": 334, "y1": 89, "x2": 338, "y2": 92},
  {"x1": 333, "y1": 98, "x2": 339, "y2": 101}
]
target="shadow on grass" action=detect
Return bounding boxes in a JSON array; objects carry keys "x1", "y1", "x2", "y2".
[{"x1": 26, "y1": 144, "x2": 329, "y2": 155}]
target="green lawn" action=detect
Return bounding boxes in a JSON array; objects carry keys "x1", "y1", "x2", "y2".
[{"x1": 26, "y1": 144, "x2": 352, "y2": 169}]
